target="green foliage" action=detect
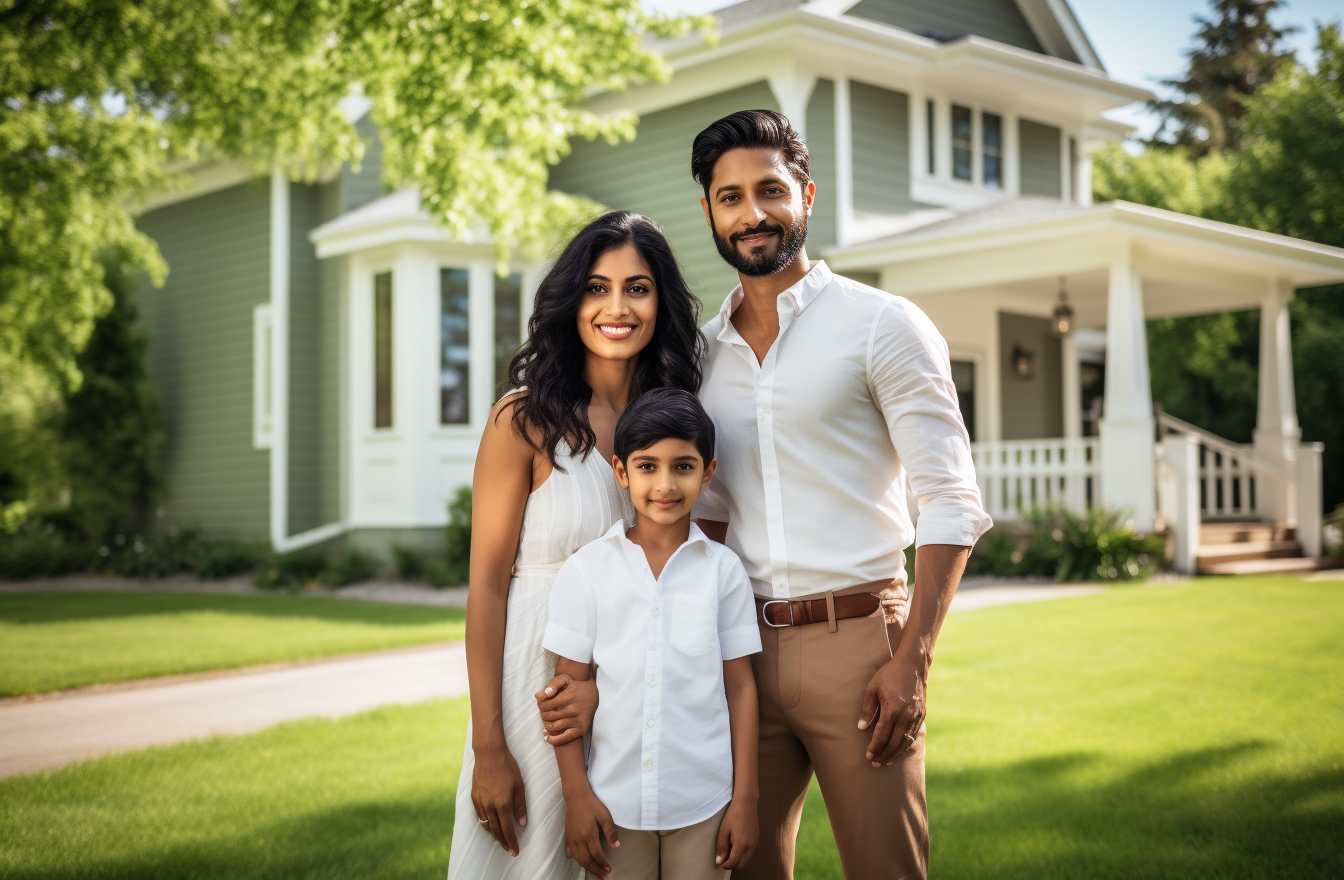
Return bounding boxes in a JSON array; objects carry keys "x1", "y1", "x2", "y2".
[
  {"x1": 1147, "y1": 0, "x2": 1295, "y2": 155},
  {"x1": 59, "y1": 256, "x2": 163, "y2": 538},
  {"x1": 1, "y1": 0, "x2": 710, "y2": 397},
  {"x1": 966, "y1": 507, "x2": 1166, "y2": 582},
  {"x1": 1091, "y1": 141, "x2": 1231, "y2": 217},
  {"x1": 253, "y1": 548, "x2": 328, "y2": 590},
  {"x1": 440, "y1": 487, "x2": 473, "y2": 586},
  {"x1": 393, "y1": 545, "x2": 428, "y2": 582},
  {"x1": 1326, "y1": 504, "x2": 1344, "y2": 560},
  {"x1": 325, "y1": 547, "x2": 381, "y2": 587}
]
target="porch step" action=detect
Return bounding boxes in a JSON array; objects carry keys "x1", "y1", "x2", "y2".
[
  {"x1": 1198, "y1": 557, "x2": 1342, "y2": 576},
  {"x1": 1196, "y1": 540, "x2": 1302, "y2": 565},
  {"x1": 1197, "y1": 521, "x2": 1296, "y2": 545}
]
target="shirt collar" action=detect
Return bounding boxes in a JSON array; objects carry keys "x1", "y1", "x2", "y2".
[
  {"x1": 600, "y1": 520, "x2": 714, "y2": 556},
  {"x1": 715, "y1": 260, "x2": 832, "y2": 344}
]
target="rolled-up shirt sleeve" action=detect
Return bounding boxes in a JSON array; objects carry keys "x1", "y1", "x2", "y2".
[
  {"x1": 716, "y1": 555, "x2": 762, "y2": 660},
  {"x1": 691, "y1": 475, "x2": 731, "y2": 523},
  {"x1": 542, "y1": 557, "x2": 597, "y2": 663},
  {"x1": 868, "y1": 298, "x2": 992, "y2": 548}
]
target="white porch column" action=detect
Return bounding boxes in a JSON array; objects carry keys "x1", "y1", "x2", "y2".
[
  {"x1": 1098, "y1": 251, "x2": 1156, "y2": 530},
  {"x1": 834, "y1": 77, "x2": 853, "y2": 245},
  {"x1": 269, "y1": 168, "x2": 291, "y2": 549},
  {"x1": 1061, "y1": 333, "x2": 1081, "y2": 439},
  {"x1": 767, "y1": 70, "x2": 817, "y2": 140},
  {"x1": 1252, "y1": 277, "x2": 1301, "y2": 523}
]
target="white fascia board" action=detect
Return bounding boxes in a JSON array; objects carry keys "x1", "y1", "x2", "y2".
[
  {"x1": 933, "y1": 36, "x2": 1150, "y2": 106},
  {"x1": 136, "y1": 160, "x2": 256, "y2": 214},
  {"x1": 828, "y1": 201, "x2": 1344, "y2": 286}
]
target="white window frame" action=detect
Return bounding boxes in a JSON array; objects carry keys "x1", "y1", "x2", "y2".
[{"x1": 252, "y1": 303, "x2": 273, "y2": 450}]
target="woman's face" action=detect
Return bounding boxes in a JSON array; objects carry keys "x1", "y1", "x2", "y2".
[{"x1": 576, "y1": 244, "x2": 659, "y2": 363}]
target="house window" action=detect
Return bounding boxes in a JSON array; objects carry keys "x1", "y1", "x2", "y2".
[
  {"x1": 951, "y1": 360, "x2": 976, "y2": 441},
  {"x1": 951, "y1": 105, "x2": 973, "y2": 182},
  {"x1": 494, "y1": 273, "x2": 522, "y2": 400},
  {"x1": 440, "y1": 268, "x2": 471, "y2": 425},
  {"x1": 926, "y1": 100, "x2": 936, "y2": 175},
  {"x1": 982, "y1": 113, "x2": 1003, "y2": 189},
  {"x1": 373, "y1": 272, "x2": 394, "y2": 429},
  {"x1": 252, "y1": 303, "x2": 272, "y2": 449}
]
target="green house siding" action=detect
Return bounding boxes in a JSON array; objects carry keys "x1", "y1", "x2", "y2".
[
  {"x1": 805, "y1": 79, "x2": 838, "y2": 251},
  {"x1": 851, "y1": 80, "x2": 916, "y2": 216},
  {"x1": 549, "y1": 81, "x2": 779, "y2": 316},
  {"x1": 848, "y1": 0, "x2": 1044, "y2": 54},
  {"x1": 342, "y1": 115, "x2": 386, "y2": 213},
  {"x1": 136, "y1": 182, "x2": 271, "y2": 539},
  {"x1": 1019, "y1": 118, "x2": 1062, "y2": 198},
  {"x1": 287, "y1": 183, "x2": 327, "y2": 535}
]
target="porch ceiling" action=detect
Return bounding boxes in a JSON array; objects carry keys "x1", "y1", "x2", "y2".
[{"x1": 825, "y1": 199, "x2": 1344, "y2": 317}]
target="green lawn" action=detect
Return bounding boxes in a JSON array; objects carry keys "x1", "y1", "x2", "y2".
[
  {"x1": 2, "y1": 577, "x2": 1341, "y2": 879},
  {"x1": 0, "y1": 592, "x2": 465, "y2": 696}
]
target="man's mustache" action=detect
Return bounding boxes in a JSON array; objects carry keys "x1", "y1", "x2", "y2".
[{"x1": 730, "y1": 222, "x2": 784, "y2": 245}]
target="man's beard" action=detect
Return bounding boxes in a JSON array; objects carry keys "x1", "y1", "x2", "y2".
[{"x1": 710, "y1": 212, "x2": 808, "y2": 278}]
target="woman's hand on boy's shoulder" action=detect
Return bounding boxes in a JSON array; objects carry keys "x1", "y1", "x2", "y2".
[
  {"x1": 715, "y1": 797, "x2": 759, "y2": 870},
  {"x1": 564, "y1": 787, "x2": 619, "y2": 878},
  {"x1": 535, "y1": 673, "x2": 598, "y2": 746}
]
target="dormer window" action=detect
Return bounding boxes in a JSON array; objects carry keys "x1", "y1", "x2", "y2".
[
  {"x1": 983, "y1": 113, "x2": 1003, "y2": 189},
  {"x1": 951, "y1": 105, "x2": 973, "y2": 182}
]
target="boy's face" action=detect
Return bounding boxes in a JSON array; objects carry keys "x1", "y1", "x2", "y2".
[{"x1": 612, "y1": 438, "x2": 716, "y2": 527}]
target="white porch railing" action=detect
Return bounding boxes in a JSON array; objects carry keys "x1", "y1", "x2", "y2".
[
  {"x1": 970, "y1": 438, "x2": 1099, "y2": 522},
  {"x1": 1154, "y1": 412, "x2": 1289, "y2": 521}
]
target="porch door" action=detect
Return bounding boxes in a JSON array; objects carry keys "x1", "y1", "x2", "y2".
[{"x1": 998, "y1": 312, "x2": 1063, "y2": 440}]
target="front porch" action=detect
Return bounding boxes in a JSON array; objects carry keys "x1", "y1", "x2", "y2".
[{"x1": 827, "y1": 199, "x2": 1344, "y2": 573}]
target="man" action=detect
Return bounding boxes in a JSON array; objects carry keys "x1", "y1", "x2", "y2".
[{"x1": 689, "y1": 109, "x2": 992, "y2": 879}]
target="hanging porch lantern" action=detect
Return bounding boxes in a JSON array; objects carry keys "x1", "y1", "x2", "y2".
[{"x1": 1052, "y1": 276, "x2": 1074, "y2": 337}]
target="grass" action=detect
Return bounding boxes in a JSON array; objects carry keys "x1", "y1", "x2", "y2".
[
  {"x1": 0, "y1": 592, "x2": 465, "y2": 696},
  {"x1": 1, "y1": 576, "x2": 1341, "y2": 879}
]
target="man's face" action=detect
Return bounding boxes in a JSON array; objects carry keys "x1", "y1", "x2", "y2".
[{"x1": 700, "y1": 147, "x2": 815, "y2": 277}]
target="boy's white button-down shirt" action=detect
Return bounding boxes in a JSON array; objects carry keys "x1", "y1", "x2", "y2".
[
  {"x1": 542, "y1": 521, "x2": 761, "y2": 831},
  {"x1": 692, "y1": 261, "x2": 992, "y2": 599}
]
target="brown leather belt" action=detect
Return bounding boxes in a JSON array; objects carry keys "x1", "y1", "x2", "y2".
[{"x1": 756, "y1": 592, "x2": 882, "y2": 628}]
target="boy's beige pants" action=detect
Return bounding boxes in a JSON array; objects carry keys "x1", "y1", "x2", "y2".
[
  {"x1": 738, "y1": 608, "x2": 928, "y2": 880},
  {"x1": 598, "y1": 804, "x2": 731, "y2": 879}
]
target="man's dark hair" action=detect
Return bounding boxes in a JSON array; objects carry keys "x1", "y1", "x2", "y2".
[
  {"x1": 614, "y1": 388, "x2": 715, "y2": 467},
  {"x1": 690, "y1": 109, "x2": 810, "y2": 198}
]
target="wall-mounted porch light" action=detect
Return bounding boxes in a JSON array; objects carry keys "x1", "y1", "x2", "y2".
[
  {"x1": 1052, "y1": 276, "x2": 1075, "y2": 337},
  {"x1": 1012, "y1": 345, "x2": 1034, "y2": 379}
]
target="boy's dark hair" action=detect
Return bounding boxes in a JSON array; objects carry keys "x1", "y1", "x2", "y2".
[
  {"x1": 690, "y1": 109, "x2": 811, "y2": 198},
  {"x1": 614, "y1": 388, "x2": 715, "y2": 467}
]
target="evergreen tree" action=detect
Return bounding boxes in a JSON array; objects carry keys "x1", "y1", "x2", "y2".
[
  {"x1": 59, "y1": 256, "x2": 163, "y2": 539},
  {"x1": 1148, "y1": 0, "x2": 1294, "y2": 154}
]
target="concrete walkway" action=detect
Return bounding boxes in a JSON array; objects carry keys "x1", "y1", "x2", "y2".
[
  {"x1": 0, "y1": 580, "x2": 1111, "y2": 779},
  {"x1": 0, "y1": 642, "x2": 467, "y2": 778}
]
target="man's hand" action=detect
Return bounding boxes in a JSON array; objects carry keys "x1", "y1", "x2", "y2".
[
  {"x1": 715, "y1": 798, "x2": 758, "y2": 870},
  {"x1": 857, "y1": 655, "x2": 925, "y2": 768},
  {"x1": 564, "y1": 787, "x2": 620, "y2": 878},
  {"x1": 534, "y1": 673, "x2": 598, "y2": 746},
  {"x1": 470, "y1": 744, "x2": 527, "y2": 856}
]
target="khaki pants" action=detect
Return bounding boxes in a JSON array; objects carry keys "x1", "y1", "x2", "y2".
[
  {"x1": 599, "y1": 804, "x2": 731, "y2": 880},
  {"x1": 738, "y1": 602, "x2": 928, "y2": 880}
]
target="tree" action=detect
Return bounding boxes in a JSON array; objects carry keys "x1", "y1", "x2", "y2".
[
  {"x1": 1148, "y1": 0, "x2": 1294, "y2": 154},
  {"x1": 1, "y1": 0, "x2": 705, "y2": 395}
]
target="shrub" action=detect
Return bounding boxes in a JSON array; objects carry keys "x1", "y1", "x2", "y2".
[
  {"x1": 0, "y1": 529, "x2": 96, "y2": 578},
  {"x1": 194, "y1": 541, "x2": 270, "y2": 579},
  {"x1": 963, "y1": 506, "x2": 1166, "y2": 582},
  {"x1": 393, "y1": 544, "x2": 428, "y2": 582},
  {"x1": 326, "y1": 547, "x2": 380, "y2": 586},
  {"x1": 1325, "y1": 504, "x2": 1344, "y2": 560},
  {"x1": 254, "y1": 548, "x2": 327, "y2": 589},
  {"x1": 437, "y1": 487, "x2": 472, "y2": 587}
]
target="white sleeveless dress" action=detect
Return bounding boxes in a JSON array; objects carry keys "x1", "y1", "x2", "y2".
[{"x1": 447, "y1": 437, "x2": 630, "y2": 880}]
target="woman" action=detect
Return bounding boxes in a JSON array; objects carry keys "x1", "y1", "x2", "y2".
[{"x1": 447, "y1": 211, "x2": 705, "y2": 879}]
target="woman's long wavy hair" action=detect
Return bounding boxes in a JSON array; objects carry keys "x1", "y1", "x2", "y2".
[{"x1": 504, "y1": 211, "x2": 705, "y2": 468}]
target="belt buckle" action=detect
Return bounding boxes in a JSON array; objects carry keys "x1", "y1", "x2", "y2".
[{"x1": 761, "y1": 599, "x2": 793, "y2": 628}]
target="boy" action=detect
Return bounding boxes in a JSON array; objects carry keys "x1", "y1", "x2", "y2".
[{"x1": 542, "y1": 387, "x2": 761, "y2": 879}]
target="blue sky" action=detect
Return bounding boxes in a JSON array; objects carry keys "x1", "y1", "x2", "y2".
[{"x1": 642, "y1": 0, "x2": 1342, "y2": 136}]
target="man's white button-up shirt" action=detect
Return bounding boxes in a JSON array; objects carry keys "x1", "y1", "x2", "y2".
[
  {"x1": 542, "y1": 521, "x2": 761, "y2": 831},
  {"x1": 692, "y1": 261, "x2": 992, "y2": 599}
]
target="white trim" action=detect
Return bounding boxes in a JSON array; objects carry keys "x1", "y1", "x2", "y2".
[
  {"x1": 834, "y1": 77, "x2": 854, "y2": 245},
  {"x1": 767, "y1": 69, "x2": 818, "y2": 140},
  {"x1": 948, "y1": 347, "x2": 991, "y2": 446},
  {"x1": 252, "y1": 303, "x2": 273, "y2": 450},
  {"x1": 137, "y1": 161, "x2": 255, "y2": 214},
  {"x1": 268, "y1": 170, "x2": 292, "y2": 549}
]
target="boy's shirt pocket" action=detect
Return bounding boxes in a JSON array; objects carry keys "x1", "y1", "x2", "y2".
[{"x1": 669, "y1": 591, "x2": 717, "y2": 656}]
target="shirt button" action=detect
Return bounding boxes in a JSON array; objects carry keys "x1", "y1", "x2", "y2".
[
  {"x1": 645, "y1": 760, "x2": 653, "y2": 769},
  {"x1": 647, "y1": 719, "x2": 655, "y2": 728},
  {"x1": 648, "y1": 643, "x2": 656, "y2": 650},
  {"x1": 648, "y1": 678, "x2": 657, "y2": 688},
  {"x1": 652, "y1": 608, "x2": 660, "y2": 617}
]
